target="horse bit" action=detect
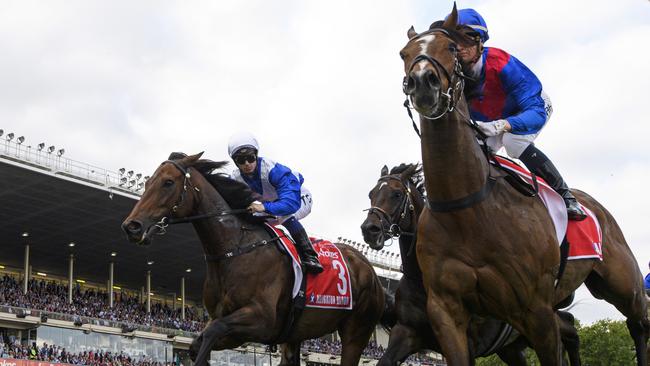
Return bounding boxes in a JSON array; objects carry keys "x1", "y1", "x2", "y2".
[{"x1": 364, "y1": 176, "x2": 416, "y2": 246}]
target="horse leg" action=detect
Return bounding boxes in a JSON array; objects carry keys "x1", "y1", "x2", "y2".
[
  {"x1": 279, "y1": 342, "x2": 301, "y2": 366},
  {"x1": 189, "y1": 331, "x2": 204, "y2": 361},
  {"x1": 193, "y1": 306, "x2": 266, "y2": 366},
  {"x1": 495, "y1": 337, "x2": 528, "y2": 366},
  {"x1": 584, "y1": 271, "x2": 649, "y2": 366},
  {"x1": 425, "y1": 296, "x2": 471, "y2": 366},
  {"x1": 517, "y1": 304, "x2": 562, "y2": 366},
  {"x1": 557, "y1": 310, "x2": 581, "y2": 366},
  {"x1": 338, "y1": 318, "x2": 376, "y2": 366},
  {"x1": 376, "y1": 323, "x2": 425, "y2": 366}
]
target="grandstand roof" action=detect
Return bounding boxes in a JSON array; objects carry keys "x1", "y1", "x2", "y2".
[{"x1": 0, "y1": 156, "x2": 206, "y2": 301}]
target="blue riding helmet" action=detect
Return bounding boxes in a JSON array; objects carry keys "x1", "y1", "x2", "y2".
[{"x1": 456, "y1": 8, "x2": 489, "y2": 43}]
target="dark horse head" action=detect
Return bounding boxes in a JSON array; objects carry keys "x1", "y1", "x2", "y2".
[
  {"x1": 361, "y1": 163, "x2": 424, "y2": 250},
  {"x1": 121, "y1": 152, "x2": 257, "y2": 245}
]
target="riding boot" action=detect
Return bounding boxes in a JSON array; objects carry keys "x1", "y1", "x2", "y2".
[
  {"x1": 283, "y1": 217, "x2": 324, "y2": 274},
  {"x1": 519, "y1": 144, "x2": 587, "y2": 221}
]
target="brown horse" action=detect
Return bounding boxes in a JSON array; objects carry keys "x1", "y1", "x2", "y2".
[
  {"x1": 361, "y1": 164, "x2": 581, "y2": 366},
  {"x1": 399, "y1": 5, "x2": 648, "y2": 365},
  {"x1": 121, "y1": 153, "x2": 392, "y2": 366}
]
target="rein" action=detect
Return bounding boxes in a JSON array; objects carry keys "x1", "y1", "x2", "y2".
[
  {"x1": 402, "y1": 28, "x2": 502, "y2": 213},
  {"x1": 152, "y1": 160, "x2": 279, "y2": 261}
]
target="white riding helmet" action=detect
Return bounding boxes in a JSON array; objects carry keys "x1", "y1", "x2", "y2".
[{"x1": 227, "y1": 132, "x2": 260, "y2": 157}]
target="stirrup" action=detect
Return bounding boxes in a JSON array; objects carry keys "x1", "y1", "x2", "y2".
[
  {"x1": 303, "y1": 260, "x2": 324, "y2": 274},
  {"x1": 567, "y1": 204, "x2": 587, "y2": 221}
]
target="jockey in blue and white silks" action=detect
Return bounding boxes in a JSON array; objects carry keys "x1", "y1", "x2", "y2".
[
  {"x1": 453, "y1": 8, "x2": 586, "y2": 221},
  {"x1": 230, "y1": 157, "x2": 309, "y2": 219},
  {"x1": 227, "y1": 132, "x2": 323, "y2": 274}
]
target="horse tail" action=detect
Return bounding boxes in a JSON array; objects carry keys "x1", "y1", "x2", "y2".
[{"x1": 380, "y1": 287, "x2": 397, "y2": 332}]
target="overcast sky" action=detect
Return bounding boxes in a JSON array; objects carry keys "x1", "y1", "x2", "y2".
[{"x1": 1, "y1": 0, "x2": 649, "y2": 324}]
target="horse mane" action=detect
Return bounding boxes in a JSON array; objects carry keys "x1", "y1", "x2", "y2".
[
  {"x1": 388, "y1": 163, "x2": 426, "y2": 197},
  {"x1": 167, "y1": 152, "x2": 263, "y2": 222}
]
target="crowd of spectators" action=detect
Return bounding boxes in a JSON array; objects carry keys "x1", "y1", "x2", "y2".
[
  {"x1": 0, "y1": 274, "x2": 442, "y2": 364},
  {"x1": 301, "y1": 338, "x2": 440, "y2": 364},
  {"x1": 0, "y1": 340, "x2": 172, "y2": 366},
  {"x1": 0, "y1": 275, "x2": 206, "y2": 332}
]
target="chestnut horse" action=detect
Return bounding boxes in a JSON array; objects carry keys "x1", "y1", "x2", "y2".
[
  {"x1": 121, "y1": 153, "x2": 392, "y2": 366},
  {"x1": 361, "y1": 164, "x2": 581, "y2": 366},
  {"x1": 399, "y1": 5, "x2": 648, "y2": 365}
]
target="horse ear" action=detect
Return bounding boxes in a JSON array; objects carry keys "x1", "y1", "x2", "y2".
[
  {"x1": 183, "y1": 152, "x2": 204, "y2": 166},
  {"x1": 400, "y1": 164, "x2": 418, "y2": 181},
  {"x1": 407, "y1": 26, "x2": 417, "y2": 39},
  {"x1": 194, "y1": 159, "x2": 228, "y2": 175},
  {"x1": 442, "y1": 2, "x2": 458, "y2": 29},
  {"x1": 168, "y1": 152, "x2": 187, "y2": 160},
  {"x1": 381, "y1": 165, "x2": 389, "y2": 177}
]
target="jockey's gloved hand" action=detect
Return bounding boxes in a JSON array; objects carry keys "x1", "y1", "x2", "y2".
[
  {"x1": 476, "y1": 119, "x2": 510, "y2": 137},
  {"x1": 247, "y1": 201, "x2": 266, "y2": 213}
]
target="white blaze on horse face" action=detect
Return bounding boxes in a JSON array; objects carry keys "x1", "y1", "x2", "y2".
[
  {"x1": 414, "y1": 34, "x2": 436, "y2": 74},
  {"x1": 378, "y1": 182, "x2": 388, "y2": 191}
]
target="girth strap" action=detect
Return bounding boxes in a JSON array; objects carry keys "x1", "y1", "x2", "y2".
[{"x1": 204, "y1": 236, "x2": 283, "y2": 261}]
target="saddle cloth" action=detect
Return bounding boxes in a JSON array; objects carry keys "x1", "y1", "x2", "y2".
[
  {"x1": 267, "y1": 225, "x2": 354, "y2": 310},
  {"x1": 566, "y1": 204, "x2": 603, "y2": 260},
  {"x1": 494, "y1": 156, "x2": 602, "y2": 261}
]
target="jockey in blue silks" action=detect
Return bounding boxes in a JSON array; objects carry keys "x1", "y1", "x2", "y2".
[
  {"x1": 645, "y1": 261, "x2": 650, "y2": 295},
  {"x1": 453, "y1": 8, "x2": 586, "y2": 220},
  {"x1": 227, "y1": 132, "x2": 324, "y2": 274}
]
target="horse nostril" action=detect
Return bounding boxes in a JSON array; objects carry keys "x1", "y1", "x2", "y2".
[
  {"x1": 425, "y1": 69, "x2": 439, "y2": 89},
  {"x1": 122, "y1": 220, "x2": 143, "y2": 236},
  {"x1": 403, "y1": 75, "x2": 417, "y2": 94},
  {"x1": 367, "y1": 225, "x2": 381, "y2": 234},
  {"x1": 362, "y1": 222, "x2": 381, "y2": 235}
]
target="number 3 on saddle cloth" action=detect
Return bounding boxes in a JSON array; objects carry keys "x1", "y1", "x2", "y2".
[
  {"x1": 267, "y1": 225, "x2": 353, "y2": 310},
  {"x1": 494, "y1": 156, "x2": 603, "y2": 261}
]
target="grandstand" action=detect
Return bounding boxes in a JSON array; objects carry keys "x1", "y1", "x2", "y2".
[{"x1": 0, "y1": 134, "x2": 444, "y2": 365}]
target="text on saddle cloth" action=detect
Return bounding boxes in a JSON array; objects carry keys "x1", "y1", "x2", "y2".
[{"x1": 268, "y1": 225, "x2": 353, "y2": 310}]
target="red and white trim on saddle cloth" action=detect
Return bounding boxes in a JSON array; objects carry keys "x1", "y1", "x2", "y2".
[
  {"x1": 266, "y1": 225, "x2": 304, "y2": 299},
  {"x1": 493, "y1": 156, "x2": 567, "y2": 245},
  {"x1": 266, "y1": 225, "x2": 353, "y2": 310},
  {"x1": 493, "y1": 156, "x2": 603, "y2": 261},
  {"x1": 566, "y1": 204, "x2": 603, "y2": 261}
]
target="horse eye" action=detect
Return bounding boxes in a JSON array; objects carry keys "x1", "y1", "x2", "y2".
[
  {"x1": 393, "y1": 191, "x2": 402, "y2": 199},
  {"x1": 163, "y1": 180, "x2": 174, "y2": 187},
  {"x1": 448, "y1": 43, "x2": 457, "y2": 52},
  {"x1": 399, "y1": 51, "x2": 406, "y2": 60}
]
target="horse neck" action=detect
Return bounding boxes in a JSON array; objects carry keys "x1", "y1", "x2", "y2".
[
  {"x1": 189, "y1": 177, "x2": 246, "y2": 258},
  {"x1": 399, "y1": 186, "x2": 423, "y2": 280},
  {"x1": 420, "y1": 100, "x2": 489, "y2": 202}
]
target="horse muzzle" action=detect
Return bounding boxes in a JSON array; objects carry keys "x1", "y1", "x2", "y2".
[
  {"x1": 404, "y1": 69, "x2": 441, "y2": 114},
  {"x1": 360, "y1": 219, "x2": 385, "y2": 250},
  {"x1": 121, "y1": 219, "x2": 156, "y2": 246}
]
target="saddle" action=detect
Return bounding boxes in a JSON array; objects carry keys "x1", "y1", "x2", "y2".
[{"x1": 489, "y1": 155, "x2": 538, "y2": 197}]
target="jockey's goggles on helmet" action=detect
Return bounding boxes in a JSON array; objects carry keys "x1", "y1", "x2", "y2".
[{"x1": 233, "y1": 154, "x2": 257, "y2": 165}]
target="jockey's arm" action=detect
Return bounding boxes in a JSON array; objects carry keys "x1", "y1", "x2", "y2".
[
  {"x1": 263, "y1": 163, "x2": 302, "y2": 216},
  {"x1": 498, "y1": 57, "x2": 548, "y2": 135}
]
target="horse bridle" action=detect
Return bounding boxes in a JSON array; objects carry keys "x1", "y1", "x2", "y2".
[
  {"x1": 402, "y1": 27, "x2": 467, "y2": 122},
  {"x1": 153, "y1": 160, "x2": 248, "y2": 234},
  {"x1": 364, "y1": 176, "x2": 417, "y2": 246},
  {"x1": 148, "y1": 160, "x2": 284, "y2": 261},
  {"x1": 401, "y1": 29, "x2": 500, "y2": 213}
]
